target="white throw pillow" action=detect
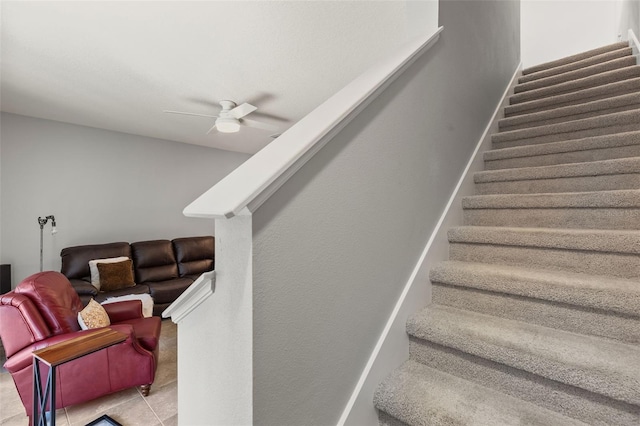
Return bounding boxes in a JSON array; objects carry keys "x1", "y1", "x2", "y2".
[{"x1": 88, "y1": 256, "x2": 130, "y2": 290}]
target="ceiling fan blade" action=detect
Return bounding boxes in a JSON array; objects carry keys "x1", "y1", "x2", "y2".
[
  {"x1": 229, "y1": 103, "x2": 257, "y2": 119},
  {"x1": 242, "y1": 118, "x2": 278, "y2": 132},
  {"x1": 163, "y1": 110, "x2": 218, "y2": 118},
  {"x1": 206, "y1": 123, "x2": 217, "y2": 134}
]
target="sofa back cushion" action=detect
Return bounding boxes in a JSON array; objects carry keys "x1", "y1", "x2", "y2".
[
  {"x1": 14, "y1": 271, "x2": 84, "y2": 335},
  {"x1": 61, "y1": 242, "x2": 131, "y2": 280},
  {"x1": 172, "y1": 236, "x2": 214, "y2": 277},
  {"x1": 131, "y1": 240, "x2": 178, "y2": 283}
]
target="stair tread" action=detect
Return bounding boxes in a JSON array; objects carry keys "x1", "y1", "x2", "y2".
[
  {"x1": 506, "y1": 76, "x2": 640, "y2": 117},
  {"x1": 519, "y1": 46, "x2": 633, "y2": 84},
  {"x1": 523, "y1": 41, "x2": 629, "y2": 75},
  {"x1": 374, "y1": 360, "x2": 587, "y2": 426},
  {"x1": 492, "y1": 109, "x2": 640, "y2": 144},
  {"x1": 515, "y1": 55, "x2": 637, "y2": 94},
  {"x1": 485, "y1": 131, "x2": 640, "y2": 161},
  {"x1": 430, "y1": 260, "x2": 640, "y2": 316},
  {"x1": 463, "y1": 189, "x2": 640, "y2": 208},
  {"x1": 448, "y1": 225, "x2": 640, "y2": 254},
  {"x1": 510, "y1": 66, "x2": 640, "y2": 106},
  {"x1": 499, "y1": 92, "x2": 640, "y2": 131},
  {"x1": 475, "y1": 156, "x2": 640, "y2": 182},
  {"x1": 407, "y1": 305, "x2": 640, "y2": 405}
]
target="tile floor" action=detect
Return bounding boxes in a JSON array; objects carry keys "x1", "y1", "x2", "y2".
[{"x1": 0, "y1": 320, "x2": 177, "y2": 426}]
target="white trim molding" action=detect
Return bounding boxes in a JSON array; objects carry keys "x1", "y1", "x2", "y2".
[
  {"x1": 162, "y1": 270, "x2": 215, "y2": 323},
  {"x1": 183, "y1": 27, "x2": 444, "y2": 220},
  {"x1": 628, "y1": 29, "x2": 640, "y2": 63}
]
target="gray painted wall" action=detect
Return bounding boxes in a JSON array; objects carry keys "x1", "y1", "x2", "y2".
[
  {"x1": 251, "y1": 1, "x2": 521, "y2": 425},
  {"x1": 0, "y1": 113, "x2": 249, "y2": 285}
]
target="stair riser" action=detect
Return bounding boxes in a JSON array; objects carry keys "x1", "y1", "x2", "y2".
[
  {"x1": 523, "y1": 42, "x2": 630, "y2": 75},
  {"x1": 499, "y1": 103, "x2": 640, "y2": 133},
  {"x1": 515, "y1": 57, "x2": 637, "y2": 94},
  {"x1": 449, "y1": 243, "x2": 640, "y2": 279},
  {"x1": 518, "y1": 48, "x2": 634, "y2": 84},
  {"x1": 475, "y1": 174, "x2": 640, "y2": 195},
  {"x1": 510, "y1": 67, "x2": 640, "y2": 105},
  {"x1": 492, "y1": 123, "x2": 640, "y2": 149},
  {"x1": 433, "y1": 284, "x2": 640, "y2": 344},
  {"x1": 484, "y1": 144, "x2": 640, "y2": 170},
  {"x1": 463, "y1": 208, "x2": 640, "y2": 230},
  {"x1": 505, "y1": 84, "x2": 640, "y2": 118},
  {"x1": 408, "y1": 338, "x2": 640, "y2": 426}
]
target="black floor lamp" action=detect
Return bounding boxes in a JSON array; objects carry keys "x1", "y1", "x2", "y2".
[{"x1": 38, "y1": 215, "x2": 57, "y2": 272}]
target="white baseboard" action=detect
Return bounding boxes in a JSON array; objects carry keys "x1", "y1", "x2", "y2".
[{"x1": 337, "y1": 61, "x2": 523, "y2": 426}]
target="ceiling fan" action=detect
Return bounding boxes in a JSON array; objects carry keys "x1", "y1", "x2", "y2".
[{"x1": 163, "y1": 100, "x2": 278, "y2": 134}]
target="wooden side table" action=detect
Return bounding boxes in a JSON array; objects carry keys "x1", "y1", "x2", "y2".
[{"x1": 31, "y1": 328, "x2": 127, "y2": 426}]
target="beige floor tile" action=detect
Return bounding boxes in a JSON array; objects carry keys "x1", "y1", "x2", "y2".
[
  {"x1": 65, "y1": 387, "x2": 140, "y2": 425},
  {"x1": 161, "y1": 413, "x2": 178, "y2": 426},
  {"x1": 0, "y1": 373, "x2": 25, "y2": 421},
  {"x1": 70, "y1": 396, "x2": 161, "y2": 426},
  {"x1": 143, "y1": 380, "x2": 177, "y2": 423}
]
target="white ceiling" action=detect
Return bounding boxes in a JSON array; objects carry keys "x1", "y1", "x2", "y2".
[{"x1": 1, "y1": 1, "x2": 424, "y2": 154}]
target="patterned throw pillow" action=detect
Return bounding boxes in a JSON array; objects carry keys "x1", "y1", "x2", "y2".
[
  {"x1": 77, "y1": 299, "x2": 111, "y2": 330},
  {"x1": 97, "y1": 260, "x2": 136, "y2": 292}
]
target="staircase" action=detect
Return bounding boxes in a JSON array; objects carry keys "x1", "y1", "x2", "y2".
[{"x1": 374, "y1": 41, "x2": 640, "y2": 425}]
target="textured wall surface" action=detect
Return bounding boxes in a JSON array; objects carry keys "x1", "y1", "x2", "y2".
[
  {"x1": 0, "y1": 113, "x2": 249, "y2": 284},
  {"x1": 250, "y1": 1, "x2": 521, "y2": 425}
]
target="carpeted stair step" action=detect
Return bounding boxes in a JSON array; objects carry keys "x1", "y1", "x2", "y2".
[
  {"x1": 499, "y1": 92, "x2": 640, "y2": 132},
  {"x1": 519, "y1": 46, "x2": 634, "y2": 84},
  {"x1": 447, "y1": 226, "x2": 640, "y2": 278},
  {"x1": 474, "y1": 156, "x2": 640, "y2": 195},
  {"x1": 407, "y1": 305, "x2": 640, "y2": 406},
  {"x1": 522, "y1": 41, "x2": 629, "y2": 76},
  {"x1": 514, "y1": 55, "x2": 637, "y2": 95},
  {"x1": 430, "y1": 260, "x2": 640, "y2": 343},
  {"x1": 406, "y1": 310, "x2": 640, "y2": 426},
  {"x1": 484, "y1": 131, "x2": 640, "y2": 170},
  {"x1": 374, "y1": 360, "x2": 587, "y2": 426},
  {"x1": 492, "y1": 109, "x2": 640, "y2": 149},
  {"x1": 510, "y1": 66, "x2": 640, "y2": 106},
  {"x1": 505, "y1": 76, "x2": 640, "y2": 118},
  {"x1": 462, "y1": 189, "x2": 640, "y2": 229}
]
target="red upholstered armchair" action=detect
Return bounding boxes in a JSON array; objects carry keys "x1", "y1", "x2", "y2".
[{"x1": 0, "y1": 271, "x2": 161, "y2": 418}]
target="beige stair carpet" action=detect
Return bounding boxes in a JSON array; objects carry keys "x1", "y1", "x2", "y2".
[{"x1": 374, "y1": 41, "x2": 640, "y2": 425}]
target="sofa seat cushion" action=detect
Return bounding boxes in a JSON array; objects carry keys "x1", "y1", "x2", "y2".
[
  {"x1": 93, "y1": 284, "x2": 150, "y2": 304},
  {"x1": 146, "y1": 279, "x2": 193, "y2": 304}
]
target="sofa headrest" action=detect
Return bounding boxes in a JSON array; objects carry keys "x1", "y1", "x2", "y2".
[
  {"x1": 0, "y1": 292, "x2": 52, "y2": 357},
  {"x1": 61, "y1": 242, "x2": 131, "y2": 279},
  {"x1": 172, "y1": 236, "x2": 214, "y2": 277},
  {"x1": 14, "y1": 271, "x2": 84, "y2": 335}
]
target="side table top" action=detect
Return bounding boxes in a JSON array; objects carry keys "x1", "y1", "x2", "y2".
[{"x1": 32, "y1": 328, "x2": 127, "y2": 367}]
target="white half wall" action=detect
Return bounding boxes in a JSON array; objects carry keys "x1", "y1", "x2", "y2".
[
  {"x1": 0, "y1": 113, "x2": 249, "y2": 285},
  {"x1": 521, "y1": 0, "x2": 639, "y2": 68},
  {"x1": 249, "y1": 1, "x2": 520, "y2": 425}
]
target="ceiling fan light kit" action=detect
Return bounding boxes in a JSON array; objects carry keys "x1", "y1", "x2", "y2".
[{"x1": 164, "y1": 99, "x2": 278, "y2": 136}]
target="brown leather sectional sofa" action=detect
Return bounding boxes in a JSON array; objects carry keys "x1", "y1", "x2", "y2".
[{"x1": 60, "y1": 236, "x2": 214, "y2": 316}]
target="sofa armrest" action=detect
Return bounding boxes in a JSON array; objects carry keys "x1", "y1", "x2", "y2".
[
  {"x1": 69, "y1": 279, "x2": 98, "y2": 297},
  {"x1": 103, "y1": 300, "x2": 144, "y2": 323}
]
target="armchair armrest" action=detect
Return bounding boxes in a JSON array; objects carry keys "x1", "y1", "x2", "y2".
[{"x1": 103, "y1": 300, "x2": 144, "y2": 323}]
